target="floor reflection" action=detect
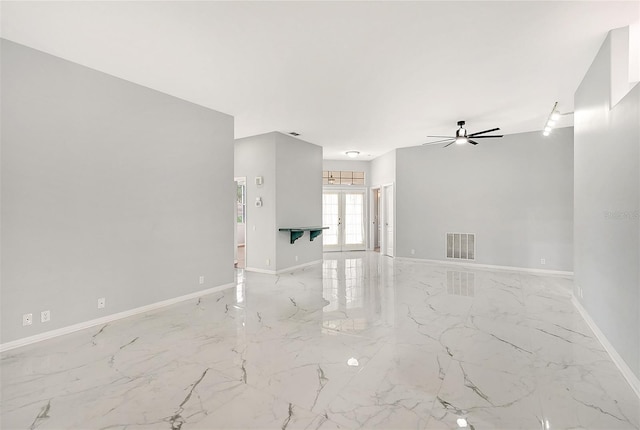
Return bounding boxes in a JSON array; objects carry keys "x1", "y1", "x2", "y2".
[
  {"x1": 446, "y1": 270, "x2": 475, "y2": 297},
  {"x1": 321, "y1": 253, "x2": 389, "y2": 334},
  {"x1": 1, "y1": 252, "x2": 638, "y2": 430}
]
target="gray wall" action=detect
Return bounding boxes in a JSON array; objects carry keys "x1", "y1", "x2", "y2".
[
  {"x1": 395, "y1": 128, "x2": 574, "y2": 271},
  {"x1": 574, "y1": 28, "x2": 640, "y2": 379},
  {"x1": 370, "y1": 150, "x2": 396, "y2": 187},
  {"x1": 235, "y1": 133, "x2": 277, "y2": 272},
  {"x1": 1, "y1": 40, "x2": 235, "y2": 344},
  {"x1": 235, "y1": 132, "x2": 322, "y2": 272},
  {"x1": 276, "y1": 134, "x2": 323, "y2": 271},
  {"x1": 323, "y1": 159, "x2": 372, "y2": 187}
]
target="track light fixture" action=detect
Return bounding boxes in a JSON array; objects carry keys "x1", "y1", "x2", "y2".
[
  {"x1": 543, "y1": 102, "x2": 573, "y2": 137},
  {"x1": 543, "y1": 102, "x2": 560, "y2": 136}
]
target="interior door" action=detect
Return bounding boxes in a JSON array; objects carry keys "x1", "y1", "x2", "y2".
[
  {"x1": 383, "y1": 185, "x2": 394, "y2": 257},
  {"x1": 372, "y1": 188, "x2": 381, "y2": 251},
  {"x1": 323, "y1": 190, "x2": 366, "y2": 252}
]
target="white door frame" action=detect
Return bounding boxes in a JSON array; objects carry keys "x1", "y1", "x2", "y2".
[
  {"x1": 323, "y1": 186, "x2": 368, "y2": 252},
  {"x1": 380, "y1": 183, "x2": 395, "y2": 258},
  {"x1": 369, "y1": 186, "x2": 381, "y2": 251},
  {"x1": 234, "y1": 177, "x2": 246, "y2": 266}
]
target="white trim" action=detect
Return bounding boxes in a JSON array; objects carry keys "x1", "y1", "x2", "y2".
[
  {"x1": 381, "y1": 183, "x2": 395, "y2": 258},
  {"x1": 0, "y1": 282, "x2": 236, "y2": 353},
  {"x1": 322, "y1": 185, "x2": 368, "y2": 192},
  {"x1": 276, "y1": 259, "x2": 323, "y2": 274},
  {"x1": 246, "y1": 259, "x2": 323, "y2": 275},
  {"x1": 244, "y1": 267, "x2": 277, "y2": 275},
  {"x1": 234, "y1": 177, "x2": 247, "y2": 263},
  {"x1": 571, "y1": 294, "x2": 640, "y2": 400},
  {"x1": 394, "y1": 257, "x2": 573, "y2": 277},
  {"x1": 369, "y1": 186, "x2": 381, "y2": 251}
]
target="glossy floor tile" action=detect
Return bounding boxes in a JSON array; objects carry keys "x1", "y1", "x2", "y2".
[{"x1": 1, "y1": 252, "x2": 639, "y2": 429}]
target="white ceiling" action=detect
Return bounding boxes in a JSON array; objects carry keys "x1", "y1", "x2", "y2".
[{"x1": 2, "y1": 1, "x2": 639, "y2": 159}]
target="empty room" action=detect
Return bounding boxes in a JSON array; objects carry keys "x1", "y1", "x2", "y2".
[{"x1": 1, "y1": 1, "x2": 639, "y2": 429}]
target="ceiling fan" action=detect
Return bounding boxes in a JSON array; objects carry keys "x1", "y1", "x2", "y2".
[{"x1": 423, "y1": 120, "x2": 503, "y2": 147}]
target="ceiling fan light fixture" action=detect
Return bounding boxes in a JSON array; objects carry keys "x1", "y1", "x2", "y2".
[
  {"x1": 346, "y1": 151, "x2": 360, "y2": 158},
  {"x1": 424, "y1": 120, "x2": 502, "y2": 148},
  {"x1": 543, "y1": 130, "x2": 550, "y2": 137},
  {"x1": 455, "y1": 124, "x2": 468, "y2": 144},
  {"x1": 544, "y1": 126, "x2": 552, "y2": 132},
  {"x1": 551, "y1": 111, "x2": 561, "y2": 121}
]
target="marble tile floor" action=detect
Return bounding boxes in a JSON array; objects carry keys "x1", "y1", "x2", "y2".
[{"x1": 1, "y1": 252, "x2": 639, "y2": 429}]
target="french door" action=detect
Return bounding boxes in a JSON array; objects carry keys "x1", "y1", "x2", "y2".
[{"x1": 323, "y1": 190, "x2": 366, "y2": 251}]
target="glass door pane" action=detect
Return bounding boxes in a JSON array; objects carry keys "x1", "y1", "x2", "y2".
[
  {"x1": 322, "y1": 192, "x2": 340, "y2": 250},
  {"x1": 343, "y1": 192, "x2": 365, "y2": 249}
]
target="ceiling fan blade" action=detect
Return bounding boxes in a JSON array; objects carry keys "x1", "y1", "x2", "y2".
[
  {"x1": 469, "y1": 135, "x2": 503, "y2": 139},
  {"x1": 443, "y1": 141, "x2": 455, "y2": 148},
  {"x1": 423, "y1": 138, "x2": 454, "y2": 145},
  {"x1": 468, "y1": 128, "x2": 500, "y2": 137},
  {"x1": 427, "y1": 135, "x2": 455, "y2": 138},
  {"x1": 469, "y1": 140, "x2": 480, "y2": 145}
]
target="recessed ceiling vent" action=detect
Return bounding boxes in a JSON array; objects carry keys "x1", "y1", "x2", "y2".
[{"x1": 446, "y1": 233, "x2": 475, "y2": 260}]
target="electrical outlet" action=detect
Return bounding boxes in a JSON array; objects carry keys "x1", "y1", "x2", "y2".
[
  {"x1": 295, "y1": 255, "x2": 299, "y2": 262},
  {"x1": 266, "y1": 258, "x2": 270, "y2": 266},
  {"x1": 41, "y1": 310, "x2": 51, "y2": 323},
  {"x1": 411, "y1": 249, "x2": 415, "y2": 255},
  {"x1": 22, "y1": 313, "x2": 33, "y2": 326},
  {"x1": 199, "y1": 276, "x2": 205, "y2": 285},
  {"x1": 97, "y1": 297, "x2": 106, "y2": 309},
  {"x1": 540, "y1": 258, "x2": 546, "y2": 265}
]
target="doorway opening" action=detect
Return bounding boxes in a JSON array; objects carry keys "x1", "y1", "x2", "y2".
[
  {"x1": 235, "y1": 178, "x2": 246, "y2": 269},
  {"x1": 381, "y1": 184, "x2": 394, "y2": 257},
  {"x1": 323, "y1": 189, "x2": 366, "y2": 252},
  {"x1": 371, "y1": 187, "x2": 381, "y2": 252}
]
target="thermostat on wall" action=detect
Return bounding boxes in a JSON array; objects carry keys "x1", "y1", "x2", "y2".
[{"x1": 255, "y1": 197, "x2": 263, "y2": 207}]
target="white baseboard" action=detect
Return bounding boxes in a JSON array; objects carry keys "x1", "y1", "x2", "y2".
[
  {"x1": 0, "y1": 282, "x2": 236, "y2": 353},
  {"x1": 276, "y1": 259, "x2": 323, "y2": 274},
  {"x1": 395, "y1": 257, "x2": 573, "y2": 278},
  {"x1": 244, "y1": 267, "x2": 277, "y2": 275},
  {"x1": 571, "y1": 294, "x2": 640, "y2": 400},
  {"x1": 246, "y1": 259, "x2": 323, "y2": 275}
]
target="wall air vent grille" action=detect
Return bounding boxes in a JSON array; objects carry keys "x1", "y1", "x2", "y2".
[{"x1": 446, "y1": 233, "x2": 475, "y2": 260}]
